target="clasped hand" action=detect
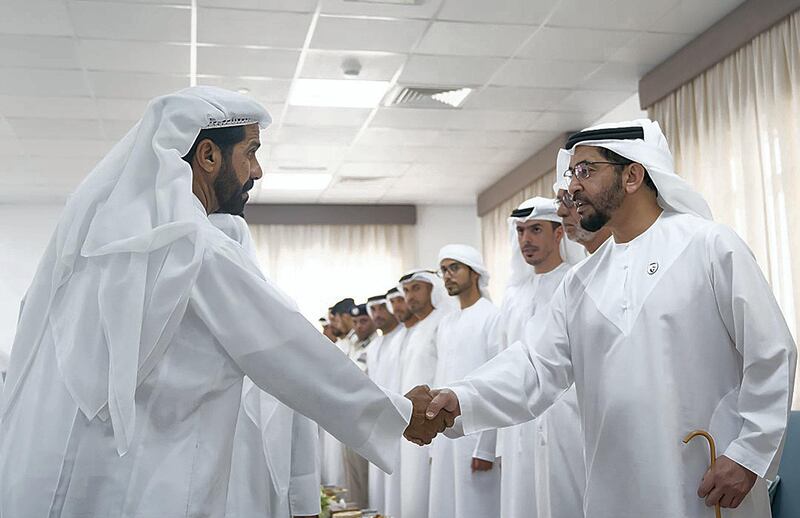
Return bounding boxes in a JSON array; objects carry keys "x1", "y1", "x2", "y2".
[{"x1": 403, "y1": 386, "x2": 461, "y2": 445}]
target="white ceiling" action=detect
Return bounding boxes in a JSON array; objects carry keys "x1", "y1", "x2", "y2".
[{"x1": 0, "y1": 0, "x2": 745, "y2": 205}]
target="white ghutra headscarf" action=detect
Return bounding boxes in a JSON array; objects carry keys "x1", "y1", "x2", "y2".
[
  {"x1": 507, "y1": 196, "x2": 585, "y2": 288},
  {"x1": 437, "y1": 244, "x2": 492, "y2": 301},
  {"x1": 554, "y1": 119, "x2": 712, "y2": 220},
  {"x1": 2, "y1": 87, "x2": 271, "y2": 455}
]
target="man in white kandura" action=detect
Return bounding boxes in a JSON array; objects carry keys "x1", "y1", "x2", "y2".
[
  {"x1": 0, "y1": 86, "x2": 448, "y2": 517},
  {"x1": 422, "y1": 119, "x2": 796, "y2": 518},
  {"x1": 499, "y1": 196, "x2": 586, "y2": 518},
  {"x1": 398, "y1": 269, "x2": 454, "y2": 518},
  {"x1": 211, "y1": 213, "x2": 320, "y2": 518},
  {"x1": 365, "y1": 293, "x2": 404, "y2": 513},
  {"x1": 383, "y1": 286, "x2": 419, "y2": 518},
  {"x1": 429, "y1": 244, "x2": 501, "y2": 518}
]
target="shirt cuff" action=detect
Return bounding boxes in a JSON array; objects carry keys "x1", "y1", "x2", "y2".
[
  {"x1": 449, "y1": 381, "x2": 482, "y2": 435},
  {"x1": 472, "y1": 448, "x2": 495, "y2": 462},
  {"x1": 723, "y1": 441, "x2": 769, "y2": 479}
]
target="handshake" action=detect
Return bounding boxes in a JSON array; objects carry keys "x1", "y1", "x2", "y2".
[{"x1": 402, "y1": 385, "x2": 461, "y2": 446}]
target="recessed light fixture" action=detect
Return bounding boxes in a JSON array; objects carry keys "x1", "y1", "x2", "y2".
[
  {"x1": 237, "y1": 87, "x2": 250, "y2": 95},
  {"x1": 289, "y1": 79, "x2": 391, "y2": 108},
  {"x1": 262, "y1": 173, "x2": 332, "y2": 191}
]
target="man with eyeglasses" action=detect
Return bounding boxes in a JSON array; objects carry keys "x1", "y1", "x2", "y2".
[
  {"x1": 556, "y1": 189, "x2": 611, "y2": 254},
  {"x1": 496, "y1": 196, "x2": 583, "y2": 518},
  {"x1": 419, "y1": 119, "x2": 795, "y2": 518},
  {"x1": 428, "y1": 245, "x2": 501, "y2": 518},
  {"x1": 397, "y1": 269, "x2": 453, "y2": 518}
]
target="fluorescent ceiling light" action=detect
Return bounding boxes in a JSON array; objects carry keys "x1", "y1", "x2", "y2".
[
  {"x1": 289, "y1": 79, "x2": 391, "y2": 108},
  {"x1": 262, "y1": 173, "x2": 332, "y2": 191}
]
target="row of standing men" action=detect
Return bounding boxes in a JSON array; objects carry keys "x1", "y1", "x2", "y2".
[{"x1": 229, "y1": 194, "x2": 609, "y2": 518}]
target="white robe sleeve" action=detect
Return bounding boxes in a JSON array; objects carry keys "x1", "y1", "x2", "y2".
[
  {"x1": 471, "y1": 310, "x2": 502, "y2": 461},
  {"x1": 287, "y1": 413, "x2": 322, "y2": 517},
  {"x1": 707, "y1": 225, "x2": 797, "y2": 479},
  {"x1": 191, "y1": 244, "x2": 412, "y2": 474},
  {"x1": 448, "y1": 281, "x2": 574, "y2": 436}
]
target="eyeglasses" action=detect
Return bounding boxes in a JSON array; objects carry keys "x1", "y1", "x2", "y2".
[
  {"x1": 555, "y1": 192, "x2": 575, "y2": 209},
  {"x1": 437, "y1": 262, "x2": 464, "y2": 278},
  {"x1": 562, "y1": 161, "x2": 627, "y2": 181}
]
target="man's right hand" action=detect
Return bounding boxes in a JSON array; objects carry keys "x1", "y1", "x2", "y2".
[
  {"x1": 426, "y1": 388, "x2": 461, "y2": 421},
  {"x1": 403, "y1": 385, "x2": 455, "y2": 445}
]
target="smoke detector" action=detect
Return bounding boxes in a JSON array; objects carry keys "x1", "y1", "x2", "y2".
[{"x1": 342, "y1": 57, "x2": 362, "y2": 78}]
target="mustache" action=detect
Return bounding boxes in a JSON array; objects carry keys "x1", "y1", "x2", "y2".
[
  {"x1": 521, "y1": 245, "x2": 539, "y2": 253},
  {"x1": 243, "y1": 179, "x2": 255, "y2": 193}
]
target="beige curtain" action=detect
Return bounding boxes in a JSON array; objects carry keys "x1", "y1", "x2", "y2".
[
  {"x1": 480, "y1": 173, "x2": 555, "y2": 300},
  {"x1": 649, "y1": 11, "x2": 800, "y2": 405},
  {"x1": 249, "y1": 224, "x2": 416, "y2": 324}
]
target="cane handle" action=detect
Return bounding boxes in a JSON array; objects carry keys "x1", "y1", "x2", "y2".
[{"x1": 683, "y1": 430, "x2": 721, "y2": 518}]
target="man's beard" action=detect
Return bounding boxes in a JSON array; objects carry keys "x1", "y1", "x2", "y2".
[
  {"x1": 577, "y1": 176, "x2": 624, "y2": 232},
  {"x1": 214, "y1": 158, "x2": 253, "y2": 216}
]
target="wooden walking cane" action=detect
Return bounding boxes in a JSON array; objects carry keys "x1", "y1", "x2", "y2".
[{"x1": 683, "y1": 430, "x2": 721, "y2": 518}]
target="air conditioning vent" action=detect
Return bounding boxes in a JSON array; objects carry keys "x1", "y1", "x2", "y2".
[{"x1": 385, "y1": 86, "x2": 473, "y2": 109}]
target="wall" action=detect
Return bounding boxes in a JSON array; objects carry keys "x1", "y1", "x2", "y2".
[
  {"x1": 414, "y1": 204, "x2": 481, "y2": 268},
  {"x1": 0, "y1": 204, "x2": 63, "y2": 356},
  {"x1": 0, "y1": 202, "x2": 479, "y2": 355}
]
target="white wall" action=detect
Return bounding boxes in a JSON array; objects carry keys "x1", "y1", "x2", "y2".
[
  {"x1": 414, "y1": 204, "x2": 481, "y2": 268},
  {"x1": 0, "y1": 204, "x2": 63, "y2": 355}
]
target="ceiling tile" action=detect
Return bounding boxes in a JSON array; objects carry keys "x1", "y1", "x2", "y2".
[
  {"x1": 0, "y1": 0, "x2": 73, "y2": 36},
  {"x1": 338, "y1": 162, "x2": 410, "y2": 178},
  {"x1": 0, "y1": 138, "x2": 23, "y2": 157},
  {"x1": 412, "y1": 145, "x2": 505, "y2": 164},
  {"x1": 580, "y1": 61, "x2": 650, "y2": 91},
  {"x1": 320, "y1": 0, "x2": 444, "y2": 19},
  {"x1": 400, "y1": 55, "x2": 504, "y2": 87},
  {"x1": 357, "y1": 127, "x2": 442, "y2": 147},
  {"x1": 197, "y1": 77, "x2": 291, "y2": 103},
  {"x1": 611, "y1": 31, "x2": 695, "y2": 66},
  {"x1": 300, "y1": 50, "x2": 406, "y2": 81},
  {"x1": 88, "y1": 71, "x2": 188, "y2": 99},
  {"x1": 416, "y1": 22, "x2": 533, "y2": 57},
  {"x1": 370, "y1": 108, "x2": 453, "y2": 130},
  {"x1": 274, "y1": 125, "x2": 359, "y2": 146},
  {"x1": 78, "y1": 40, "x2": 190, "y2": 74},
  {"x1": 547, "y1": 0, "x2": 680, "y2": 31},
  {"x1": 94, "y1": 98, "x2": 150, "y2": 120},
  {"x1": 436, "y1": 130, "x2": 525, "y2": 148},
  {"x1": 518, "y1": 26, "x2": 632, "y2": 62},
  {"x1": 556, "y1": 89, "x2": 635, "y2": 113},
  {"x1": 0, "y1": 95, "x2": 98, "y2": 119},
  {"x1": 655, "y1": 0, "x2": 746, "y2": 35},
  {"x1": 19, "y1": 138, "x2": 114, "y2": 158},
  {"x1": 198, "y1": 0, "x2": 316, "y2": 11},
  {"x1": 445, "y1": 109, "x2": 541, "y2": 131},
  {"x1": 197, "y1": 8, "x2": 311, "y2": 47},
  {"x1": 0, "y1": 35, "x2": 79, "y2": 69},
  {"x1": 466, "y1": 86, "x2": 569, "y2": 111},
  {"x1": 0, "y1": 69, "x2": 91, "y2": 97},
  {"x1": 6, "y1": 117, "x2": 104, "y2": 140},
  {"x1": 197, "y1": 46, "x2": 299, "y2": 77},
  {"x1": 437, "y1": 0, "x2": 559, "y2": 24},
  {"x1": 267, "y1": 144, "x2": 348, "y2": 163},
  {"x1": 491, "y1": 59, "x2": 601, "y2": 88},
  {"x1": 527, "y1": 111, "x2": 595, "y2": 132},
  {"x1": 344, "y1": 145, "x2": 422, "y2": 163},
  {"x1": 69, "y1": 1, "x2": 190, "y2": 42},
  {"x1": 311, "y1": 17, "x2": 428, "y2": 53},
  {"x1": 283, "y1": 106, "x2": 371, "y2": 127}
]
